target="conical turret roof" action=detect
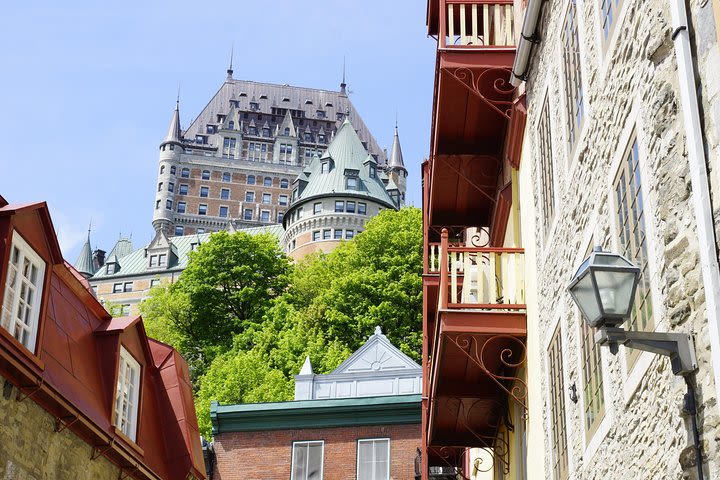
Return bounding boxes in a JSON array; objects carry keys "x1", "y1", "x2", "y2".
[
  {"x1": 161, "y1": 101, "x2": 183, "y2": 146},
  {"x1": 73, "y1": 233, "x2": 95, "y2": 278},
  {"x1": 388, "y1": 125, "x2": 406, "y2": 171}
]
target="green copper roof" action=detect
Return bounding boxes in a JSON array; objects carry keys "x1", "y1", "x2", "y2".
[
  {"x1": 287, "y1": 120, "x2": 397, "y2": 213},
  {"x1": 89, "y1": 224, "x2": 283, "y2": 280},
  {"x1": 73, "y1": 235, "x2": 95, "y2": 277},
  {"x1": 210, "y1": 394, "x2": 421, "y2": 435},
  {"x1": 107, "y1": 237, "x2": 134, "y2": 260}
]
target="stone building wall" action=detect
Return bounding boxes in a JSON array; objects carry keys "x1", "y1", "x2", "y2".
[
  {"x1": 522, "y1": 0, "x2": 720, "y2": 477},
  {"x1": 212, "y1": 423, "x2": 420, "y2": 480},
  {"x1": 0, "y1": 377, "x2": 119, "y2": 479}
]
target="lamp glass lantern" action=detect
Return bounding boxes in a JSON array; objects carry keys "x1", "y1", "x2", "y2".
[{"x1": 567, "y1": 247, "x2": 640, "y2": 328}]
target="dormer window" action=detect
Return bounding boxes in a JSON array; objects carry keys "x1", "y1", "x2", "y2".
[
  {"x1": 249, "y1": 126, "x2": 258, "y2": 136},
  {"x1": 321, "y1": 162, "x2": 329, "y2": 173},
  {"x1": 249, "y1": 102, "x2": 259, "y2": 111},
  {"x1": 284, "y1": 127, "x2": 290, "y2": 136},
  {"x1": 346, "y1": 177, "x2": 358, "y2": 190},
  {"x1": 260, "y1": 94, "x2": 268, "y2": 100},
  {"x1": 206, "y1": 125, "x2": 216, "y2": 134},
  {"x1": 1, "y1": 232, "x2": 45, "y2": 351},
  {"x1": 304, "y1": 132, "x2": 313, "y2": 142},
  {"x1": 228, "y1": 121, "x2": 235, "y2": 130},
  {"x1": 336, "y1": 112, "x2": 344, "y2": 121},
  {"x1": 369, "y1": 165, "x2": 377, "y2": 178},
  {"x1": 114, "y1": 347, "x2": 141, "y2": 441},
  {"x1": 318, "y1": 134, "x2": 326, "y2": 143},
  {"x1": 262, "y1": 128, "x2": 271, "y2": 137},
  {"x1": 106, "y1": 263, "x2": 117, "y2": 274},
  {"x1": 316, "y1": 110, "x2": 326, "y2": 119}
]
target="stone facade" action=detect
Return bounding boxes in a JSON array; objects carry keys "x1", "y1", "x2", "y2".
[
  {"x1": 520, "y1": 0, "x2": 720, "y2": 478},
  {"x1": 0, "y1": 377, "x2": 119, "y2": 480}
]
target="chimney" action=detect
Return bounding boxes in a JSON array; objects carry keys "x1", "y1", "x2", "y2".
[{"x1": 92, "y1": 249, "x2": 106, "y2": 269}]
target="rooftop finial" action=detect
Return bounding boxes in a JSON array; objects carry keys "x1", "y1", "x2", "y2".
[
  {"x1": 227, "y1": 44, "x2": 234, "y2": 80},
  {"x1": 340, "y1": 56, "x2": 347, "y2": 96},
  {"x1": 87, "y1": 218, "x2": 92, "y2": 240},
  {"x1": 395, "y1": 110, "x2": 398, "y2": 130},
  {"x1": 176, "y1": 83, "x2": 180, "y2": 110}
]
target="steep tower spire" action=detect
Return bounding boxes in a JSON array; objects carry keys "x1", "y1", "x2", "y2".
[
  {"x1": 161, "y1": 98, "x2": 183, "y2": 148},
  {"x1": 388, "y1": 123, "x2": 406, "y2": 171},
  {"x1": 73, "y1": 223, "x2": 95, "y2": 279},
  {"x1": 387, "y1": 121, "x2": 408, "y2": 207}
]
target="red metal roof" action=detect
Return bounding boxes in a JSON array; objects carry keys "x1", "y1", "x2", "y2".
[{"x1": 0, "y1": 199, "x2": 206, "y2": 480}]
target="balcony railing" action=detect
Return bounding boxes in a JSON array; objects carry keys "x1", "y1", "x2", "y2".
[
  {"x1": 439, "y1": 0, "x2": 515, "y2": 49},
  {"x1": 434, "y1": 229, "x2": 525, "y2": 309}
]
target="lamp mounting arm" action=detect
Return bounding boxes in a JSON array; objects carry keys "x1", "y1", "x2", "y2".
[{"x1": 595, "y1": 327, "x2": 697, "y2": 376}]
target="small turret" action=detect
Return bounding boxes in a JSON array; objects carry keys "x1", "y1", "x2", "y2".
[
  {"x1": 73, "y1": 227, "x2": 95, "y2": 279},
  {"x1": 154, "y1": 100, "x2": 184, "y2": 235},
  {"x1": 387, "y1": 123, "x2": 408, "y2": 206}
]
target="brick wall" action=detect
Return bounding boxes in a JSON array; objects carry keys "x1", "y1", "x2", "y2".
[{"x1": 213, "y1": 423, "x2": 420, "y2": 480}]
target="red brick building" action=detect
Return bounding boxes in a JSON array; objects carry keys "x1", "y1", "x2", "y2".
[
  {"x1": 0, "y1": 195, "x2": 206, "y2": 479},
  {"x1": 209, "y1": 328, "x2": 422, "y2": 480}
]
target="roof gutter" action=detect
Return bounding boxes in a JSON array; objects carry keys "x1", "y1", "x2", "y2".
[{"x1": 510, "y1": 0, "x2": 545, "y2": 86}]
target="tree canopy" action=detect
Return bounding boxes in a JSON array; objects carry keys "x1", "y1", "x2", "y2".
[{"x1": 140, "y1": 207, "x2": 423, "y2": 437}]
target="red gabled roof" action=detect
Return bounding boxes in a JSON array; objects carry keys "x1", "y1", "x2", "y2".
[{"x1": 0, "y1": 198, "x2": 206, "y2": 480}]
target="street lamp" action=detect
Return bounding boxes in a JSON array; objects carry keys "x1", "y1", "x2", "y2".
[{"x1": 567, "y1": 247, "x2": 696, "y2": 376}]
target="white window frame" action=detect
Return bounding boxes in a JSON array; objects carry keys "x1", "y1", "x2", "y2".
[
  {"x1": 1, "y1": 231, "x2": 45, "y2": 352},
  {"x1": 291, "y1": 440, "x2": 324, "y2": 480},
  {"x1": 114, "y1": 346, "x2": 141, "y2": 441},
  {"x1": 356, "y1": 438, "x2": 390, "y2": 480}
]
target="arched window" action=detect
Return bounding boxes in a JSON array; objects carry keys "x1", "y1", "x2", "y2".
[
  {"x1": 170, "y1": 166, "x2": 176, "y2": 175},
  {"x1": 181, "y1": 168, "x2": 190, "y2": 178},
  {"x1": 247, "y1": 175, "x2": 256, "y2": 185},
  {"x1": 228, "y1": 121, "x2": 235, "y2": 130},
  {"x1": 160, "y1": 165, "x2": 165, "y2": 174},
  {"x1": 280, "y1": 179, "x2": 289, "y2": 188},
  {"x1": 284, "y1": 127, "x2": 290, "y2": 136}
]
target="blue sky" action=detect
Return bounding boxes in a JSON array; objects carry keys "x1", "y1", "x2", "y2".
[{"x1": 0, "y1": 1, "x2": 435, "y2": 262}]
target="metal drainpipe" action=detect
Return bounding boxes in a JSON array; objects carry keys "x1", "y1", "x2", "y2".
[
  {"x1": 684, "y1": 376, "x2": 705, "y2": 480},
  {"x1": 669, "y1": 0, "x2": 720, "y2": 444},
  {"x1": 510, "y1": 0, "x2": 545, "y2": 86}
]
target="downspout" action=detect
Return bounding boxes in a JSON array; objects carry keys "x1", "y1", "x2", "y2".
[
  {"x1": 669, "y1": 0, "x2": 720, "y2": 431},
  {"x1": 510, "y1": 0, "x2": 545, "y2": 86}
]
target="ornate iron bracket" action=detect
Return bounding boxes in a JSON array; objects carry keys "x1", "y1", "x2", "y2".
[
  {"x1": 426, "y1": 446, "x2": 469, "y2": 479},
  {"x1": 446, "y1": 334, "x2": 528, "y2": 411},
  {"x1": 436, "y1": 154, "x2": 500, "y2": 204},
  {"x1": 446, "y1": 67, "x2": 515, "y2": 120}
]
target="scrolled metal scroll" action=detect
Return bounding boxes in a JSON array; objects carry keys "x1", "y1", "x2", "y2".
[{"x1": 447, "y1": 67, "x2": 515, "y2": 119}]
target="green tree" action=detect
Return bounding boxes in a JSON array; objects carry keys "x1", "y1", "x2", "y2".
[{"x1": 140, "y1": 231, "x2": 291, "y2": 379}]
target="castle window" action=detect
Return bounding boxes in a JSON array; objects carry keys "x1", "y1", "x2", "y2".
[
  {"x1": 277, "y1": 212, "x2": 284, "y2": 223},
  {"x1": 181, "y1": 168, "x2": 190, "y2": 178},
  {"x1": 313, "y1": 202, "x2": 322, "y2": 214},
  {"x1": 158, "y1": 254, "x2": 167, "y2": 267},
  {"x1": 243, "y1": 209, "x2": 253, "y2": 220},
  {"x1": 155, "y1": 200, "x2": 160, "y2": 210},
  {"x1": 175, "y1": 226, "x2": 184, "y2": 236},
  {"x1": 264, "y1": 177, "x2": 272, "y2": 187},
  {"x1": 312, "y1": 231, "x2": 320, "y2": 242},
  {"x1": 228, "y1": 121, "x2": 235, "y2": 130},
  {"x1": 206, "y1": 125, "x2": 215, "y2": 134},
  {"x1": 245, "y1": 191, "x2": 255, "y2": 202},
  {"x1": 149, "y1": 256, "x2": 158, "y2": 268},
  {"x1": 166, "y1": 200, "x2": 172, "y2": 210},
  {"x1": 304, "y1": 132, "x2": 313, "y2": 142},
  {"x1": 279, "y1": 195, "x2": 288, "y2": 206},
  {"x1": 123, "y1": 282, "x2": 133, "y2": 293},
  {"x1": 538, "y1": 96, "x2": 555, "y2": 233},
  {"x1": 219, "y1": 206, "x2": 229, "y2": 218},
  {"x1": 291, "y1": 441, "x2": 323, "y2": 480},
  {"x1": 179, "y1": 184, "x2": 188, "y2": 195},
  {"x1": 562, "y1": 0, "x2": 584, "y2": 151},
  {"x1": 335, "y1": 201, "x2": 344, "y2": 213},
  {"x1": 284, "y1": 127, "x2": 290, "y2": 136},
  {"x1": 200, "y1": 187, "x2": 209, "y2": 198},
  {"x1": 177, "y1": 202, "x2": 186, "y2": 213},
  {"x1": 250, "y1": 102, "x2": 259, "y2": 111},
  {"x1": 158, "y1": 182, "x2": 163, "y2": 192},
  {"x1": 262, "y1": 193, "x2": 271, "y2": 204},
  {"x1": 198, "y1": 204, "x2": 207, "y2": 215},
  {"x1": 249, "y1": 126, "x2": 258, "y2": 136},
  {"x1": 221, "y1": 189, "x2": 230, "y2": 200},
  {"x1": 334, "y1": 229, "x2": 343, "y2": 240},
  {"x1": 345, "y1": 230, "x2": 354, "y2": 240},
  {"x1": 318, "y1": 134, "x2": 326, "y2": 143},
  {"x1": 160, "y1": 165, "x2": 165, "y2": 174},
  {"x1": 113, "y1": 283, "x2": 123, "y2": 293},
  {"x1": 321, "y1": 162, "x2": 329, "y2": 174},
  {"x1": 170, "y1": 166, "x2": 176, "y2": 175},
  {"x1": 260, "y1": 210, "x2": 270, "y2": 222},
  {"x1": 357, "y1": 438, "x2": 389, "y2": 480},
  {"x1": 168, "y1": 182, "x2": 174, "y2": 193},
  {"x1": 346, "y1": 177, "x2": 358, "y2": 190},
  {"x1": 280, "y1": 179, "x2": 289, "y2": 188},
  {"x1": 548, "y1": 325, "x2": 568, "y2": 480},
  {"x1": 358, "y1": 203, "x2": 367, "y2": 215},
  {"x1": 322, "y1": 229, "x2": 331, "y2": 240},
  {"x1": 346, "y1": 201, "x2": 356, "y2": 214},
  {"x1": 316, "y1": 110, "x2": 326, "y2": 119},
  {"x1": 280, "y1": 144, "x2": 293, "y2": 164},
  {"x1": 202, "y1": 170, "x2": 211, "y2": 180},
  {"x1": 114, "y1": 347, "x2": 141, "y2": 441},
  {"x1": 247, "y1": 175, "x2": 256, "y2": 185},
  {"x1": 263, "y1": 127, "x2": 271, "y2": 137},
  {"x1": 369, "y1": 165, "x2": 376, "y2": 178}
]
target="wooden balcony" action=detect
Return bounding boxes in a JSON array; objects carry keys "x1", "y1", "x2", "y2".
[
  {"x1": 438, "y1": 1, "x2": 515, "y2": 49},
  {"x1": 422, "y1": 228, "x2": 526, "y2": 475}
]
